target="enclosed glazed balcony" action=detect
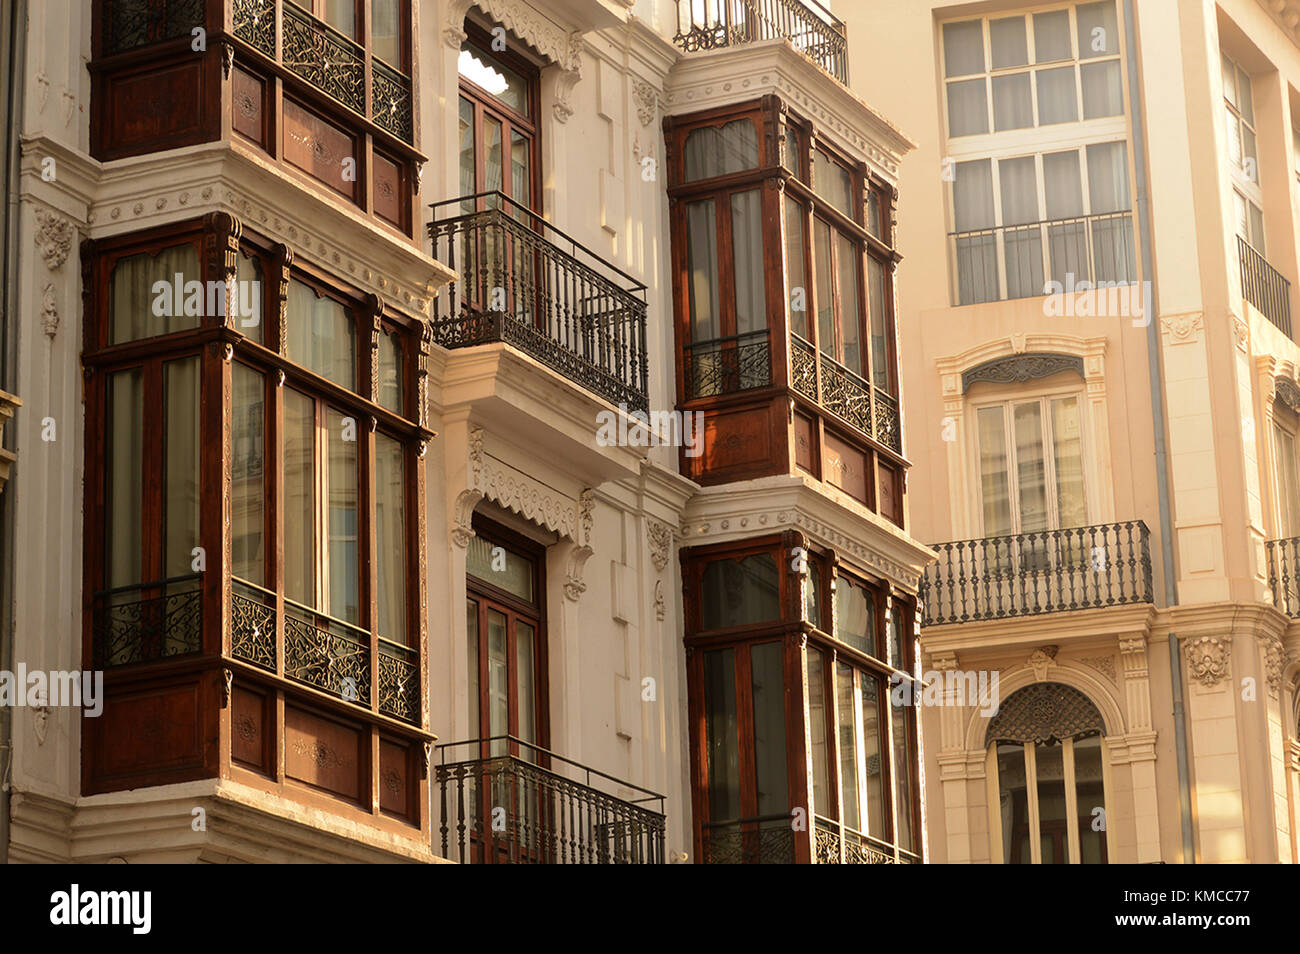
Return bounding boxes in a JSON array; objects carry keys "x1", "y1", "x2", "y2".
[
  {"x1": 672, "y1": 0, "x2": 849, "y2": 84},
  {"x1": 920, "y1": 521, "x2": 1154, "y2": 626},
  {"x1": 428, "y1": 192, "x2": 650, "y2": 412},
  {"x1": 434, "y1": 737, "x2": 666, "y2": 864}
]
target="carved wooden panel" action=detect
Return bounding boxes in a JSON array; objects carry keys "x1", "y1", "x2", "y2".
[
  {"x1": 702, "y1": 407, "x2": 772, "y2": 474},
  {"x1": 794, "y1": 412, "x2": 816, "y2": 474},
  {"x1": 92, "y1": 681, "x2": 204, "y2": 781},
  {"x1": 372, "y1": 151, "x2": 404, "y2": 229},
  {"x1": 284, "y1": 705, "x2": 364, "y2": 803},
  {"x1": 878, "y1": 460, "x2": 903, "y2": 528},
  {"x1": 231, "y1": 66, "x2": 267, "y2": 149},
  {"x1": 282, "y1": 96, "x2": 359, "y2": 201},
  {"x1": 231, "y1": 683, "x2": 270, "y2": 774},
  {"x1": 101, "y1": 60, "x2": 207, "y2": 157},
  {"x1": 823, "y1": 431, "x2": 868, "y2": 505},
  {"x1": 378, "y1": 737, "x2": 411, "y2": 820}
]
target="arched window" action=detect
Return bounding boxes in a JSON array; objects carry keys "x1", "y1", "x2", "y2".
[{"x1": 986, "y1": 682, "x2": 1109, "y2": 864}]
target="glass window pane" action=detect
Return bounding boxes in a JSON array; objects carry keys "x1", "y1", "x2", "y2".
[
  {"x1": 807, "y1": 650, "x2": 830, "y2": 817},
  {"x1": 943, "y1": 20, "x2": 984, "y2": 77},
  {"x1": 326, "y1": 408, "x2": 359, "y2": 624},
  {"x1": 484, "y1": 116, "x2": 503, "y2": 198},
  {"x1": 1052, "y1": 397, "x2": 1086, "y2": 528},
  {"x1": 686, "y1": 199, "x2": 720, "y2": 342},
  {"x1": 1037, "y1": 67, "x2": 1078, "y2": 124},
  {"x1": 887, "y1": 602, "x2": 905, "y2": 671},
  {"x1": 1276, "y1": 425, "x2": 1300, "y2": 536},
  {"x1": 1242, "y1": 125, "x2": 1259, "y2": 181},
  {"x1": 684, "y1": 119, "x2": 758, "y2": 181},
  {"x1": 1222, "y1": 52, "x2": 1238, "y2": 107},
  {"x1": 891, "y1": 700, "x2": 915, "y2": 851},
  {"x1": 488, "y1": 609, "x2": 509, "y2": 747},
  {"x1": 1081, "y1": 61, "x2": 1123, "y2": 118},
  {"x1": 785, "y1": 196, "x2": 808, "y2": 340},
  {"x1": 1043, "y1": 151, "x2": 1084, "y2": 219},
  {"x1": 510, "y1": 130, "x2": 531, "y2": 208},
  {"x1": 814, "y1": 151, "x2": 853, "y2": 217},
  {"x1": 1086, "y1": 142, "x2": 1131, "y2": 212},
  {"x1": 990, "y1": 17, "x2": 1028, "y2": 69},
  {"x1": 999, "y1": 156, "x2": 1039, "y2": 225},
  {"x1": 978, "y1": 406, "x2": 1012, "y2": 536},
  {"x1": 1074, "y1": 736, "x2": 1107, "y2": 863},
  {"x1": 372, "y1": 0, "x2": 401, "y2": 67},
  {"x1": 164, "y1": 357, "x2": 200, "y2": 583},
  {"x1": 954, "y1": 159, "x2": 995, "y2": 231},
  {"x1": 111, "y1": 243, "x2": 201, "y2": 344},
  {"x1": 107, "y1": 368, "x2": 144, "y2": 589},
  {"x1": 836, "y1": 664, "x2": 861, "y2": 830},
  {"x1": 1014, "y1": 401, "x2": 1048, "y2": 533},
  {"x1": 947, "y1": 79, "x2": 990, "y2": 137},
  {"x1": 704, "y1": 649, "x2": 740, "y2": 821},
  {"x1": 834, "y1": 576, "x2": 876, "y2": 657},
  {"x1": 784, "y1": 125, "x2": 801, "y2": 177},
  {"x1": 467, "y1": 599, "x2": 479, "y2": 734},
  {"x1": 1249, "y1": 200, "x2": 1266, "y2": 256},
  {"x1": 992, "y1": 73, "x2": 1033, "y2": 131},
  {"x1": 466, "y1": 536, "x2": 535, "y2": 603},
  {"x1": 700, "y1": 553, "x2": 779, "y2": 630},
  {"x1": 815, "y1": 219, "x2": 834, "y2": 357},
  {"x1": 997, "y1": 742, "x2": 1030, "y2": 863},
  {"x1": 377, "y1": 328, "x2": 403, "y2": 414},
  {"x1": 750, "y1": 642, "x2": 789, "y2": 817},
  {"x1": 1237, "y1": 66, "x2": 1254, "y2": 124},
  {"x1": 836, "y1": 232, "x2": 862, "y2": 375},
  {"x1": 1225, "y1": 106, "x2": 1243, "y2": 167},
  {"x1": 1077, "y1": 1, "x2": 1118, "y2": 58},
  {"x1": 458, "y1": 96, "x2": 475, "y2": 198},
  {"x1": 860, "y1": 675, "x2": 886, "y2": 840},
  {"x1": 232, "y1": 364, "x2": 265, "y2": 585},
  {"x1": 458, "y1": 42, "x2": 529, "y2": 116},
  {"x1": 324, "y1": 0, "x2": 355, "y2": 38},
  {"x1": 868, "y1": 257, "x2": 889, "y2": 390},
  {"x1": 516, "y1": 620, "x2": 536, "y2": 746},
  {"x1": 375, "y1": 434, "x2": 405, "y2": 641},
  {"x1": 1035, "y1": 740, "x2": 1068, "y2": 863},
  {"x1": 286, "y1": 281, "x2": 355, "y2": 390},
  {"x1": 731, "y1": 190, "x2": 765, "y2": 336},
  {"x1": 236, "y1": 251, "x2": 263, "y2": 345},
  {"x1": 1033, "y1": 10, "x2": 1072, "y2": 62},
  {"x1": 284, "y1": 389, "x2": 315, "y2": 608},
  {"x1": 805, "y1": 557, "x2": 822, "y2": 629}
]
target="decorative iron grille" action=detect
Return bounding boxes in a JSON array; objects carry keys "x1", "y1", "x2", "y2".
[
  {"x1": 702, "y1": 815, "x2": 796, "y2": 864},
  {"x1": 231, "y1": 579, "x2": 276, "y2": 671},
  {"x1": 672, "y1": 0, "x2": 849, "y2": 84},
  {"x1": 435, "y1": 737, "x2": 666, "y2": 864},
  {"x1": 985, "y1": 682, "x2": 1106, "y2": 745},
  {"x1": 284, "y1": 603, "x2": 370, "y2": 705},
  {"x1": 377, "y1": 639, "x2": 419, "y2": 724},
  {"x1": 813, "y1": 819, "x2": 898, "y2": 864},
  {"x1": 1266, "y1": 536, "x2": 1300, "y2": 617},
  {"x1": 372, "y1": 59, "x2": 413, "y2": 143},
  {"x1": 790, "y1": 334, "x2": 818, "y2": 401},
  {"x1": 92, "y1": 576, "x2": 203, "y2": 668},
  {"x1": 428, "y1": 192, "x2": 650, "y2": 412},
  {"x1": 281, "y1": 2, "x2": 364, "y2": 114},
  {"x1": 920, "y1": 521, "x2": 1154, "y2": 626},
  {"x1": 684, "y1": 330, "x2": 772, "y2": 400},
  {"x1": 232, "y1": 0, "x2": 276, "y2": 57},
  {"x1": 820, "y1": 356, "x2": 872, "y2": 435},
  {"x1": 103, "y1": 0, "x2": 204, "y2": 55}
]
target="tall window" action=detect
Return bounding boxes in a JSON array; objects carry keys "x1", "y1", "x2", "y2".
[
  {"x1": 988, "y1": 683, "x2": 1109, "y2": 864},
  {"x1": 1274, "y1": 417, "x2": 1300, "y2": 537},
  {"x1": 457, "y1": 27, "x2": 539, "y2": 212},
  {"x1": 465, "y1": 523, "x2": 546, "y2": 756},
  {"x1": 1223, "y1": 54, "x2": 1259, "y2": 191}
]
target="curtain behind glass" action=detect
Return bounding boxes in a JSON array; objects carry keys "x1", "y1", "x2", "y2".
[
  {"x1": 107, "y1": 368, "x2": 144, "y2": 591},
  {"x1": 785, "y1": 196, "x2": 808, "y2": 340},
  {"x1": 836, "y1": 233, "x2": 862, "y2": 376},
  {"x1": 232, "y1": 364, "x2": 265, "y2": 585},
  {"x1": 750, "y1": 642, "x2": 789, "y2": 817},
  {"x1": 808, "y1": 650, "x2": 830, "y2": 816},
  {"x1": 163, "y1": 357, "x2": 200, "y2": 591},
  {"x1": 326, "y1": 408, "x2": 359, "y2": 625},
  {"x1": 1036, "y1": 67, "x2": 1078, "y2": 125},
  {"x1": 860, "y1": 676, "x2": 885, "y2": 840},
  {"x1": 1014, "y1": 402, "x2": 1048, "y2": 534},
  {"x1": 836, "y1": 664, "x2": 861, "y2": 830},
  {"x1": 111, "y1": 244, "x2": 201, "y2": 344},
  {"x1": 1000, "y1": 156, "x2": 1043, "y2": 298},
  {"x1": 1052, "y1": 397, "x2": 1086, "y2": 528},
  {"x1": 286, "y1": 281, "x2": 355, "y2": 391},
  {"x1": 834, "y1": 577, "x2": 874, "y2": 657},
  {"x1": 375, "y1": 434, "x2": 405, "y2": 642},
  {"x1": 684, "y1": 119, "x2": 758, "y2": 182},
  {"x1": 731, "y1": 190, "x2": 764, "y2": 336},
  {"x1": 955, "y1": 160, "x2": 997, "y2": 304},
  {"x1": 283, "y1": 389, "x2": 315, "y2": 608},
  {"x1": 1276, "y1": 424, "x2": 1300, "y2": 536},
  {"x1": 700, "y1": 554, "x2": 779, "y2": 629},
  {"x1": 704, "y1": 649, "x2": 740, "y2": 821},
  {"x1": 868, "y1": 258, "x2": 888, "y2": 390},
  {"x1": 371, "y1": 0, "x2": 401, "y2": 67},
  {"x1": 978, "y1": 406, "x2": 1012, "y2": 536},
  {"x1": 992, "y1": 74, "x2": 1033, "y2": 130},
  {"x1": 686, "y1": 199, "x2": 720, "y2": 343}
]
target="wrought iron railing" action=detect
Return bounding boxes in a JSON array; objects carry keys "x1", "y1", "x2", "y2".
[
  {"x1": 813, "y1": 816, "x2": 903, "y2": 864},
  {"x1": 789, "y1": 334, "x2": 902, "y2": 454},
  {"x1": 950, "y1": 210, "x2": 1137, "y2": 306},
  {"x1": 231, "y1": 578, "x2": 276, "y2": 671},
  {"x1": 684, "y1": 330, "x2": 772, "y2": 399},
  {"x1": 229, "y1": 0, "x2": 414, "y2": 144},
  {"x1": 435, "y1": 737, "x2": 666, "y2": 864},
  {"x1": 92, "y1": 575, "x2": 203, "y2": 668},
  {"x1": 1239, "y1": 236, "x2": 1292, "y2": 339},
  {"x1": 673, "y1": 0, "x2": 848, "y2": 84},
  {"x1": 921, "y1": 521, "x2": 1154, "y2": 626},
  {"x1": 1266, "y1": 536, "x2": 1300, "y2": 617},
  {"x1": 103, "y1": 0, "x2": 204, "y2": 55},
  {"x1": 702, "y1": 813, "x2": 796, "y2": 863},
  {"x1": 377, "y1": 637, "x2": 419, "y2": 723},
  {"x1": 428, "y1": 192, "x2": 650, "y2": 412},
  {"x1": 284, "y1": 599, "x2": 371, "y2": 706}
]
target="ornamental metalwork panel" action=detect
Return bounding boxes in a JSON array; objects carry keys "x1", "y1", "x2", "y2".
[
  {"x1": 92, "y1": 581, "x2": 202, "y2": 668},
  {"x1": 104, "y1": 0, "x2": 204, "y2": 55},
  {"x1": 820, "y1": 357, "x2": 872, "y2": 435},
  {"x1": 671, "y1": 0, "x2": 849, "y2": 84},
  {"x1": 985, "y1": 682, "x2": 1106, "y2": 746},
  {"x1": 1266, "y1": 535, "x2": 1300, "y2": 618},
  {"x1": 372, "y1": 59, "x2": 414, "y2": 144},
  {"x1": 790, "y1": 335, "x2": 818, "y2": 401},
  {"x1": 684, "y1": 331, "x2": 771, "y2": 400},
  {"x1": 230, "y1": 583, "x2": 276, "y2": 671},
  {"x1": 232, "y1": 0, "x2": 276, "y2": 58},
  {"x1": 702, "y1": 818, "x2": 794, "y2": 864},
  {"x1": 282, "y1": 2, "x2": 365, "y2": 115},
  {"x1": 378, "y1": 642, "x2": 420, "y2": 724},
  {"x1": 284, "y1": 609, "x2": 370, "y2": 705},
  {"x1": 961, "y1": 353, "x2": 1083, "y2": 392},
  {"x1": 873, "y1": 387, "x2": 901, "y2": 454}
]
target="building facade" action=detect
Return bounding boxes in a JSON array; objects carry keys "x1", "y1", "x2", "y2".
[
  {"x1": 1, "y1": 0, "x2": 930, "y2": 864},
  {"x1": 849, "y1": 0, "x2": 1300, "y2": 863}
]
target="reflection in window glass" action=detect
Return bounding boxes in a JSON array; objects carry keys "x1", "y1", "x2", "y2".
[
  {"x1": 808, "y1": 650, "x2": 830, "y2": 816},
  {"x1": 164, "y1": 358, "x2": 200, "y2": 587},
  {"x1": 701, "y1": 554, "x2": 779, "y2": 629},
  {"x1": 375, "y1": 434, "x2": 405, "y2": 641},
  {"x1": 835, "y1": 576, "x2": 876, "y2": 657},
  {"x1": 107, "y1": 368, "x2": 144, "y2": 590},
  {"x1": 814, "y1": 151, "x2": 853, "y2": 217},
  {"x1": 750, "y1": 642, "x2": 789, "y2": 817},
  {"x1": 836, "y1": 664, "x2": 861, "y2": 830},
  {"x1": 466, "y1": 536, "x2": 535, "y2": 603},
  {"x1": 1035, "y1": 740, "x2": 1068, "y2": 864},
  {"x1": 686, "y1": 199, "x2": 720, "y2": 342},
  {"x1": 283, "y1": 389, "x2": 315, "y2": 607},
  {"x1": 997, "y1": 742, "x2": 1030, "y2": 863},
  {"x1": 704, "y1": 649, "x2": 740, "y2": 820},
  {"x1": 232, "y1": 364, "x2": 265, "y2": 585},
  {"x1": 860, "y1": 675, "x2": 886, "y2": 839},
  {"x1": 326, "y1": 408, "x2": 359, "y2": 624},
  {"x1": 377, "y1": 328, "x2": 403, "y2": 414},
  {"x1": 1074, "y1": 736, "x2": 1107, "y2": 863},
  {"x1": 458, "y1": 41, "x2": 530, "y2": 116},
  {"x1": 785, "y1": 196, "x2": 808, "y2": 340}
]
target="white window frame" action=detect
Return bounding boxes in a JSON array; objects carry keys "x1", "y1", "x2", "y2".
[
  {"x1": 1274, "y1": 415, "x2": 1300, "y2": 538},
  {"x1": 1222, "y1": 51, "x2": 1261, "y2": 203}
]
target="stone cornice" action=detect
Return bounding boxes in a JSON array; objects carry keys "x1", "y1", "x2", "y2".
[
  {"x1": 663, "y1": 40, "x2": 914, "y2": 182},
  {"x1": 921, "y1": 602, "x2": 1157, "y2": 657}
]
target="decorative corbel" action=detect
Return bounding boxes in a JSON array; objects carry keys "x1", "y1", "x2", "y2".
[
  {"x1": 564, "y1": 543, "x2": 593, "y2": 601},
  {"x1": 273, "y1": 243, "x2": 293, "y2": 354},
  {"x1": 367, "y1": 292, "x2": 384, "y2": 398},
  {"x1": 204, "y1": 211, "x2": 242, "y2": 330}
]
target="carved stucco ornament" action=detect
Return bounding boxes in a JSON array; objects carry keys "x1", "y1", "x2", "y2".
[
  {"x1": 1027, "y1": 645, "x2": 1058, "y2": 682},
  {"x1": 1275, "y1": 375, "x2": 1300, "y2": 414},
  {"x1": 962, "y1": 354, "x2": 1083, "y2": 392},
  {"x1": 1185, "y1": 635, "x2": 1231, "y2": 689},
  {"x1": 1263, "y1": 633, "x2": 1285, "y2": 699}
]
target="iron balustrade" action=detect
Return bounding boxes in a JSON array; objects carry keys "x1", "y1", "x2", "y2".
[
  {"x1": 230, "y1": 0, "x2": 414, "y2": 144},
  {"x1": 284, "y1": 598, "x2": 371, "y2": 706},
  {"x1": 92, "y1": 574, "x2": 203, "y2": 668},
  {"x1": 376, "y1": 637, "x2": 419, "y2": 723},
  {"x1": 950, "y1": 210, "x2": 1137, "y2": 306},
  {"x1": 1238, "y1": 236, "x2": 1293, "y2": 339},
  {"x1": 702, "y1": 813, "x2": 796, "y2": 864},
  {"x1": 231, "y1": 578, "x2": 276, "y2": 671},
  {"x1": 435, "y1": 736, "x2": 666, "y2": 864},
  {"x1": 813, "y1": 816, "x2": 905, "y2": 864},
  {"x1": 673, "y1": 0, "x2": 849, "y2": 84},
  {"x1": 103, "y1": 0, "x2": 204, "y2": 54},
  {"x1": 921, "y1": 521, "x2": 1154, "y2": 626},
  {"x1": 684, "y1": 329, "x2": 772, "y2": 399},
  {"x1": 1266, "y1": 536, "x2": 1300, "y2": 617},
  {"x1": 789, "y1": 334, "x2": 902, "y2": 454},
  {"x1": 428, "y1": 192, "x2": 650, "y2": 412}
]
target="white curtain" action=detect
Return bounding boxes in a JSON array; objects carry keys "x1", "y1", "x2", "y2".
[
  {"x1": 992, "y1": 73, "x2": 1033, "y2": 130},
  {"x1": 1081, "y1": 61, "x2": 1123, "y2": 119},
  {"x1": 111, "y1": 244, "x2": 200, "y2": 344},
  {"x1": 1036, "y1": 67, "x2": 1078, "y2": 124}
]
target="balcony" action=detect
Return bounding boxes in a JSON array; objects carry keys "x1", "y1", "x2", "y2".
[
  {"x1": 672, "y1": 0, "x2": 849, "y2": 84},
  {"x1": 428, "y1": 193, "x2": 650, "y2": 413},
  {"x1": 1266, "y1": 536, "x2": 1300, "y2": 617},
  {"x1": 790, "y1": 335, "x2": 901, "y2": 454},
  {"x1": 434, "y1": 737, "x2": 666, "y2": 864},
  {"x1": 684, "y1": 330, "x2": 772, "y2": 400},
  {"x1": 921, "y1": 521, "x2": 1154, "y2": 626},
  {"x1": 91, "y1": 575, "x2": 204, "y2": 668},
  {"x1": 950, "y1": 211, "x2": 1137, "y2": 306},
  {"x1": 814, "y1": 817, "x2": 919, "y2": 864},
  {"x1": 1238, "y1": 236, "x2": 1292, "y2": 339}
]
